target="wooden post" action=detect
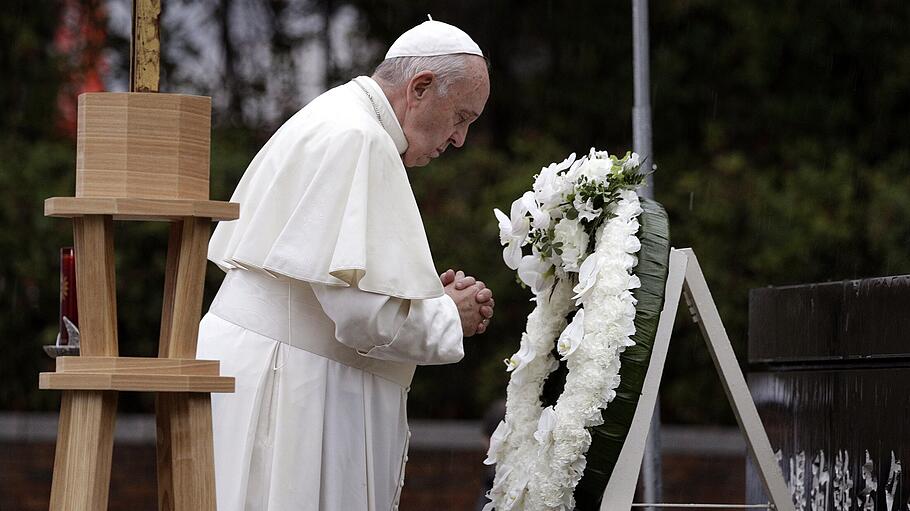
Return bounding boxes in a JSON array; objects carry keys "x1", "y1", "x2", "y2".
[
  {"x1": 130, "y1": 0, "x2": 161, "y2": 93},
  {"x1": 157, "y1": 216, "x2": 215, "y2": 511},
  {"x1": 49, "y1": 216, "x2": 120, "y2": 510}
]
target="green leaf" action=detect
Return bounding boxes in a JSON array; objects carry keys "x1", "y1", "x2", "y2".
[{"x1": 572, "y1": 198, "x2": 671, "y2": 509}]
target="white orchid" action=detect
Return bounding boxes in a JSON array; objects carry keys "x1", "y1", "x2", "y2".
[
  {"x1": 556, "y1": 309, "x2": 585, "y2": 359},
  {"x1": 504, "y1": 333, "x2": 535, "y2": 384},
  {"x1": 521, "y1": 191, "x2": 550, "y2": 230},
  {"x1": 484, "y1": 420, "x2": 512, "y2": 465},
  {"x1": 534, "y1": 406, "x2": 558, "y2": 446},
  {"x1": 518, "y1": 254, "x2": 554, "y2": 296},
  {"x1": 494, "y1": 196, "x2": 531, "y2": 270},
  {"x1": 573, "y1": 253, "x2": 601, "y2": 305},
  {"x1": 622, "y1": 151, "x2": 641, "y2": 171},
  {"x1": 533, "y1": 153, "x2": 576, "y2": 209}
]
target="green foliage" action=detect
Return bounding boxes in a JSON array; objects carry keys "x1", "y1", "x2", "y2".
[{"x1": 4, "y1": 0, "x2": 910, "y2": 427}]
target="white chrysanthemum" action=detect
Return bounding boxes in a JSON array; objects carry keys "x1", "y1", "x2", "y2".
[{"x1": 553, "y1": 218, "x2": 589, "y2": 272}]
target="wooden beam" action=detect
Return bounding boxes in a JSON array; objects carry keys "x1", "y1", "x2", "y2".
[
  {"x1": 46, "y1": 197, "x2": 239, "y2": 222},
  {"x1": 49, "y1": 391, "x2": 118, "y2": 511},
  {"x1": 163, "y1": 217, "x2": 211, "y2": 359},
  {"x1": 39, "y1": 372, "x2": 234, "y2": 393},
  {"x1": 130, "y1": 0, "x2": 161, "y2": 93},
  {"x1": 73, "y1": 216, "x2": 119, "y2": 357},
  {"x1": 56, "y1": 356, "x2": 221, "y2": 376}
]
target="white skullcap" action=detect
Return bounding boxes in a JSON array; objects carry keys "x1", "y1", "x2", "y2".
[{"x1": 385, "y1": 15, "x2": 483, "y2": 59}]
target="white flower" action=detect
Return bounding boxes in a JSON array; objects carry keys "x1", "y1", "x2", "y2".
[
  {"x1": 553, "y1": 218, "x2": 589, "y2": 272},
  {"x1": 534, "y1": 406, "x2": 558, "y2": 446},
  {"x1": 518, "y1": 254, "x2": 554, "y2": 296},
  {"x1": 489, "y1": 153, "x2": 646, "y2": 511},
  {"x1": 533, "y1": 153, "x2": 576, "y2": 209},
  {"x1": 556, "y1": 309, "x2": 585, "y2": 359},
  {"x1": 572, "y1": 253, "x2": 601, "y2": 305},
  {"x1": 484, "y1": 420, "x2": 512, "y2": 465},
  {"x1": 623, "y1": 152, "x2": 641, "y2": 171},
  {"x1": 493, "y1": 197, "x2": 531, "y2": 270},
  {"x1": 521, "y1": 191, "x2": 550, "y2": 230},
  {"x1": 504, "y1": 333, "x2": 535, "y2": 383},
  {"x1": 576, "y1": 153, "x2": 612, "y2": 182},
  {"x1": 572, "y1": 194, "x2": 602, "y2": 222}
]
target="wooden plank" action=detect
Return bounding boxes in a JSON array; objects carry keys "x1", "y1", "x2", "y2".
[
  {"x1": 163, "y1": 217, "x2": 211, "y2": 358},
  {"x1": 39, "y1": 372, "x2": 235, "y2": 393},
  {"x1": 130, "y1": 0, "x2": 161, "y2": 93},
  {"x1": 157, "y1": 393, "x2": 217, "y2": 511},
  {"x1": 600, "y1": 249, "x2": 688, "y2": 511},
  {"x1": 159, "y1": 223, "x2": 182, "y2": 357},
  {"x1": 74, "y1": 216, "x2": 118, "y2": 357},
  {"x1": 156, "y1": 395, "x2": 175, "y2": 511},
  {"x1": 46, "y1": 197, "x2": 239, "y2": 221},
  {"x1": 56, "y1": 356, "x2": 221, "y2": 376},
  {"x1": 49, "y1": 390, "x2": 118, "y2": 511},
  {"x1": 48, "y1": 392, "x2": 74, "y2": 510},
  {"x1": 680, "y1": 249, "x2": 796, "y2": 511}
]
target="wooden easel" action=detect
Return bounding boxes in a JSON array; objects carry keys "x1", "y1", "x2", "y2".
[
  {"x1": 39, "y1": 1, "x2": 237, "y2": 509},
  {"x1": 600, "y1": 248, "x2": 796, "y2": 511}
]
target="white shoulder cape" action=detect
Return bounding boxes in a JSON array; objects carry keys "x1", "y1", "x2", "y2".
[{"x1": 208, "y1": 77, "x2": 444, "y2": 300}]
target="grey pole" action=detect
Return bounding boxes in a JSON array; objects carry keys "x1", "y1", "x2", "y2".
[{"x1": 632, "y1": 0, "x2": 662, "y2": 508}]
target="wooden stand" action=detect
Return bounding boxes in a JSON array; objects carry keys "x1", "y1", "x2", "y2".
[
  {"x1": 41, "y1": 206, "x2": 237, "y2": 511},
  {"x1": 41, "y1": 2, "x2": 237, "y2": 509}
]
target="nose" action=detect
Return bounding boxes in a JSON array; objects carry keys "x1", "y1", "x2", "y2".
[{"x1": 450, "y1": 124, "x2": 469, "y2": 148}]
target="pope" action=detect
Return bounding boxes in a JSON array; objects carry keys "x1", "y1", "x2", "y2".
[{"x1": 197, "y1": 17, "x2": 494, "y2": 511}]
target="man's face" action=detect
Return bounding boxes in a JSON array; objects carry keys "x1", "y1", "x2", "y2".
[{"x1": 400, "y1": 57, "x2": 490, "y2": 168}]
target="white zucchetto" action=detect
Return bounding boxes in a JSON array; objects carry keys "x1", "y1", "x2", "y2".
[{"x1": 385, "y1": 16, "x2": 483, "y2": 59}]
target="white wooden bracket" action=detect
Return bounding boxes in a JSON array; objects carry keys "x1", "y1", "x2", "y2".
[{"x1": 600, "y1": 248, "x2": 795, "y2": 511}]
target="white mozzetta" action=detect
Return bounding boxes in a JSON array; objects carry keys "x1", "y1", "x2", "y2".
[{"x1": 208, "y1": 77, "x2": 444, "y2": 300}]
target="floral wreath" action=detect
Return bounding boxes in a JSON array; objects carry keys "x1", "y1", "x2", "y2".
[{"x1": 484, "y1": 149, "x2": 649, "y2": 510}]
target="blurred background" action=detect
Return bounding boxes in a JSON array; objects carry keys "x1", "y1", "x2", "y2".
[{"x1": 2, "y1": 0, "x2": 909, "y2": 509}]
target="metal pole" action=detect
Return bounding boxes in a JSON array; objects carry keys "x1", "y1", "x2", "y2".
[
  {"x1": 633, "y1": 0, "x2": 654, "y2": 199},
  {"x1": 632, "y1": 0, "x2": 661, "y2": 508}
]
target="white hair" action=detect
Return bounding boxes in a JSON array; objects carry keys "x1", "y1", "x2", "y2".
[{"x1": 372, "y1": 54, "x2": 473, "y2": 96}]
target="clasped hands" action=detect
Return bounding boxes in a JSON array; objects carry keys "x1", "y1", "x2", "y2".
[{"x1": 440, "y1": 269, "x2": 495, "y2": 337}]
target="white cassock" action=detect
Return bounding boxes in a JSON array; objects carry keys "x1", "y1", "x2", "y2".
[{"x1": 197, "y1": 76, "x2": 464, "y2": 511}]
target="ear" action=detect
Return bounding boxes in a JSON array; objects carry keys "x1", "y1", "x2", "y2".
[{"x1": 408, "y1": 70, "x2": 436, "y2": 102}]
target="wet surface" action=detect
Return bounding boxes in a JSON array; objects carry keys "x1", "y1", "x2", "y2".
[{"x1": 747, "y1": 277, "x2": 910, "y2": 510}]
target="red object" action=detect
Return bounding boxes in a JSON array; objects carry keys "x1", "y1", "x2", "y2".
[
  {"x1": 59, "y1": 247, "x2": 78, "y2": 345},
  {"x1": 54, "y1": 0, "x2": 108, "y2": 137}
]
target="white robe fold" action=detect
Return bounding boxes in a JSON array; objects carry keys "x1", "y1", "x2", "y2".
[
  {"x1": 207, "y1": 77, "x2": 444, "y2": 300},
  {"x1": 198, "y1": 77, "x2": 464, "y2": 511}
]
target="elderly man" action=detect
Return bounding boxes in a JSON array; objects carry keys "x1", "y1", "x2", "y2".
[{"x1": 197, "y1": 18, "x2": 493, "y2": 511}]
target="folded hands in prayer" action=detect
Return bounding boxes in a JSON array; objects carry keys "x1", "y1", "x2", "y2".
[{"x1": 440, "y1": 269, "x2": 495, "y2": 337}]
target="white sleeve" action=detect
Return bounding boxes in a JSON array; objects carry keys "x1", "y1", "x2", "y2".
[{"x1": 310, "y1": 283, "x2": 464, "y2": 365}]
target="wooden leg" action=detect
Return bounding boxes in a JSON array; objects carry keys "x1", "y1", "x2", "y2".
[
  {"x1": 73, "y1": 215, "x2": 119, "y2": 356},
  {"x1": 156, "y1": 393, "x2": 216, "y2": 511},
  {"x1": 159, "y1": 222, "x2": 183, "y2": 358},
  {"x1": 162, "y1": 217, "x2": 210, "y2": 358},
  {"x1": 157, "y1": 216, "x2": 216, "y2": 510},
  {"x1": 49, "y1": 390, "x2": 118, "y2": 511}
]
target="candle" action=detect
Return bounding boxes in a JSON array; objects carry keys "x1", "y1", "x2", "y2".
[{"x1": 59, "y1": 247, "x2": 78, "y2": 345}]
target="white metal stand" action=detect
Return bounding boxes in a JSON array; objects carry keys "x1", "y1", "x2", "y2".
[{"x1": 600, "y1": 248, "x2": 795, "y2": 511}]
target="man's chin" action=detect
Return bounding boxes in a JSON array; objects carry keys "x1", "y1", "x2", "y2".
[{"x1": 404, "y1": 155, "x2": 432, "y2": 168}]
